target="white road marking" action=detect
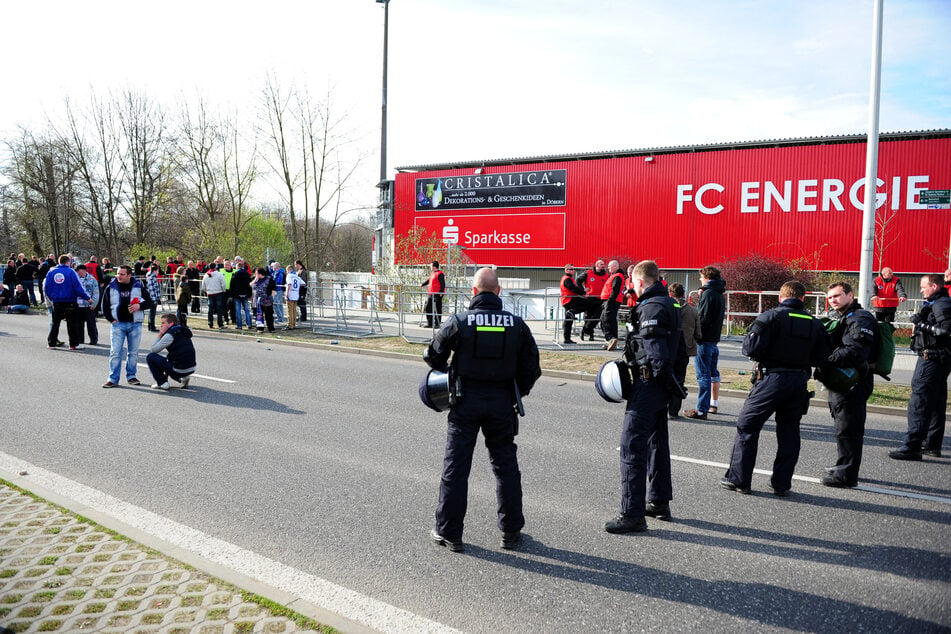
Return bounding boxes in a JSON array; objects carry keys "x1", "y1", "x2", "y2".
[
  {"x1": 671, "y1": 454, "x2": 951, "y2": 505},
  {"x1": 0, "y1": 452, "x2": 459, "y2": 634},
  {"x1": 135, "y1": 363, "x2": 236, "y2": 384}
]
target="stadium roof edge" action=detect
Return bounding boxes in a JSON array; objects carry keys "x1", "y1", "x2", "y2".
[{"x1": 395, "y1": 128, "x2": 951, "y2": 173}]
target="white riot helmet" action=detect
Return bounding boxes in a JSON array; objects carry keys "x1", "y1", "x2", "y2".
[
  {"x1": 419, "y1": 368, "x2": 452, "y2": 412},
  {"x1": 595, "y1": 360, "x2": 632, "y2": 403}
]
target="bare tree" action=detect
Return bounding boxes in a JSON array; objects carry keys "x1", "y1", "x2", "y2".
[
  {"x1": 873, "y1": 206, "x2": 901, "y2": 271},
  {"x1": 116, "y1": 89, "x2": 173, "y2": 245},
  {"x1": 220, "y1": 113, "x2": 258, "y2": 256},
  {"x1": 56, "y1": 94, "x2": 126, "y2": 260},
  {"x1": 260, "y1": 74, "x2": 301, "y2": 257},
  {"x1": 3, "y1": 128, "x2": 80, "y2": 256}
]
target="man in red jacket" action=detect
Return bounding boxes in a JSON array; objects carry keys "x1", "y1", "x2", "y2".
[
  {"x1": 421, "y1": 261, "x2": 446, "y2": 328},
  {"x1": 870, "y1": 267, "x2": 907, "y2": 323}
]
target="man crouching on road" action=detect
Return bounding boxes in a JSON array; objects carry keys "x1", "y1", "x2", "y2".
[
  {"x1": 424, "y1": 267, "x2": 541, "y2": 553},
  {"x1": 147, "y1": 313, "x2": 197, "y2": 390}
]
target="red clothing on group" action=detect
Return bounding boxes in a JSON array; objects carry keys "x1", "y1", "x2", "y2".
[
  {"x1": 584, "y1": 268, "x2": 609, "y2": 296},
  {"x1": 601, "y1": 272, "x2": 625, "y2": 303},
  {"x1": 872, "y1": 276, "x2": 902, "y2": 308}
]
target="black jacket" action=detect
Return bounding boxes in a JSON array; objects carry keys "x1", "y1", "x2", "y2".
[
  {"x1": 826, "y1": 301, "x2": 878, "y2": 368},
  {"x1": 230, "y1": 268, "x2": 252, "y2": 298},
  {"x1": 743, "y1": 298, "x2": 830, "y2": 369},
  {"x1": 697, "y1": 277, "x2": 726, "y2": 343},
  {"x1": 425, "y1": 292, "x2": 541, "y2": 396},
  {"x1": 625, "y1": 281, "x2": 681, "y2": 377}
]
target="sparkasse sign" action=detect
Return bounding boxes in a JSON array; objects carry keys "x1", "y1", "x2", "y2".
[
  {"x1": 414, "y1": 169, "x2": 567, "y2": 211},
  {"x1": 394, "y1": 133, "x2": 951, "y2": 272}
]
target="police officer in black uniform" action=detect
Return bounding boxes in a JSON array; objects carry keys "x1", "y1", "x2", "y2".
[
  {"x1": 560, "y1": 264, "x2": 588, "y2": 344},
  {"x1": 721, "y1": 281, "x2": 830, "y2": 496},
  {"x1": 605, "y1": 260, "x2": 684, "y2": 533},
  {"x1": 889, "y1": 274, "x2": 951, "y2": 460},
  {"x1": 425, "y1": 268, "x2": 541, "y2": 552},
  {"x1": 818, "y1": 282, "x2": 878, "y2": 487}
]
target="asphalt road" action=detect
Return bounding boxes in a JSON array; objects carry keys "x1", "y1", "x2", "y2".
[{"x1": 1, "y1": 314, "x2": 949, "y2": 632}]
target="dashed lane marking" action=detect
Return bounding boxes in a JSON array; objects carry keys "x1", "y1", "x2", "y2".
[{"x1": 671, "y1": 454, "x2": 951, "y2": 506}]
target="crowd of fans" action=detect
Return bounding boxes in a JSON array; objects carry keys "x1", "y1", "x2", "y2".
[{"x1": 1, "y1": 252, "x2": 310, "y2": 335}]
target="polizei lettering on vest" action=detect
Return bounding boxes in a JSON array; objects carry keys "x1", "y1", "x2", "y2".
[{"x1": 467, "y1": 313, "x2": 515, "y2": 327}]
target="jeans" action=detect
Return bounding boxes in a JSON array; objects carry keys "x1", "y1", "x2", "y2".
[
  {"x1": 146, "y1": 352, "x2": 193, "y2": 386},
  {"x1": 234, "y1": 297, "x2": 251, "y2": 328},
  {"x1": 207, "y1": 293, "x2": 225, "y2": 328},
  {"x1": 274, "y1": 289, "x2": 285, "y2": 322},
  {"x1": 695, "y1": 342, "x2": 720, "y2": 413},
  {"x1": 109, "y1": 321, "x2": 142, "y2": 384}
]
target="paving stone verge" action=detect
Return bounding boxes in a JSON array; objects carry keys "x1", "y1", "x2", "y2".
[{"x1": 0, "y1": 484, "x2": 326, "y2": 634}]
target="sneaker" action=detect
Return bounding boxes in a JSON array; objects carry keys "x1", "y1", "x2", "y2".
[
  {"x1": 888, "y1": 446, "x2": 923, "y2": 461},
  {"x1": 923, "y1": 448, "x2": 942, "y2": 458},
  {"x1": 151, "y1": 382, "x2": 170, "y2": 390},
  {"x1": 563, "y1": 338, "x2": 576, "y2": 344},
  {"x1": 766, "y1": 484, "x2": 789, "y2": 497},
  {"x1": 684, "y1": 409, "x2": 707, "y2": 420},
  {"x1": 719, "y1": 477, "x2": 751, "y2": 494},
  {"x1": 500, "y1": 531, "x2": 522, "y2": 550},
  {"x1": 604, "y1": 514, "x2": 647, "y2": 534},
  {"x1": 430, "y1": 528, "x2": 464, "y2": 553},
  {"x1": 102, "y1": 381, "x2": 118, "y2": 388},
  {"x1": 89, "y1": 341, "x2": 98, "y2": 346},
  {"x1": 180, "y1": 375, "x2": 191, "y2": 389},
  {"x1": 605, "y1": 338, "x2": 618, "y2": 351},
  {"x1": 127, "y1": 378, "x2": 141, "y2": 386},
  {"x1": 69, "y1": 344, "x2": 84, "y2": 351},
  {"x1": 708, "y1": 406, "x2": 719, "y2": 414},
  {"x1": 645, "y1": 502, "x2": 671, "y2": 521}
]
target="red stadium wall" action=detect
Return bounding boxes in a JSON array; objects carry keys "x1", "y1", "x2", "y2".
[{"x1": 394, "y1": 136, "x2": 951, "y2": 272}]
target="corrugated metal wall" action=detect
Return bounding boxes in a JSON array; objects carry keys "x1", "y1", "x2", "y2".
[{"x1": 396, "y1": 136, "x2": 950, "y2": 273}]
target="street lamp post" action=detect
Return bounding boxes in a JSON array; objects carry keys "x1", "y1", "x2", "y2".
[{"x1": 375, "y1": 0, "x2": 392, "y2": 277}]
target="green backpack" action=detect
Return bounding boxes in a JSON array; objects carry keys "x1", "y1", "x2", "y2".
[{"x1": 820, "y1": 316, "x2": 895, "y2": 381}]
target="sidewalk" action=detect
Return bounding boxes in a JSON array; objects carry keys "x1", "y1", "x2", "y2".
[{"x1": 0, "y1": 483, "x2": 325, "y2": 634}]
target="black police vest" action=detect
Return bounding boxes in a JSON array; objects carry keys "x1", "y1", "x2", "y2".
[
  {"x1": 912, "y1": 295, "x2": 951, "y2": 354},
  {"x1": 632, "y1": 295, "x2": 679, "y2": 368},
  {"x1": 761, "y1": 308, "x2": 824, "y2": 369},
  {"x1": 452, "y1": 310, "x2": 522, "y2": 382}
]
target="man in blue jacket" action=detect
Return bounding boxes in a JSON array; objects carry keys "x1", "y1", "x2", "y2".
[{"x1": 44, "y1": 255, "x2": 90, "y2": 350}]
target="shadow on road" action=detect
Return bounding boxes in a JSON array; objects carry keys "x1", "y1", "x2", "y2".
[{"x1": 466, "y1": 534, "x2": 947, "y2": 630}]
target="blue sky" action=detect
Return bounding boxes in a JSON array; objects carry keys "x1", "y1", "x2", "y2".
[{"x1": 1, "y1": 0, "x2": 948, "y2": 204}]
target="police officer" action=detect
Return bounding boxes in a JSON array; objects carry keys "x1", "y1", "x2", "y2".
[
  {"x1": 600, "y1": 260, "x2": 625, "y2": 351},
  {"x1": 818, "y1": 282, "x2": 878, "y2": 487},
  {"x1": 559, "y1": 263, "x2": 587, "y2": 344},
  {"x1": 721, "y1": 281, "x2": 830, "y2": 496},
  {"x1": 605, "y1": 260, "x2": 683, "y2": 533},
  {"x1": 889, "y1": 274, "x2": 951, "y2": 460},
  {"x1": 425, "y1": 268, "x2": 541, "y2": 552}
]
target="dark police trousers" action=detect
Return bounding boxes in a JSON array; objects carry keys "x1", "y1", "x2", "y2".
[
  {"x1": 906, "y1": 355, "x2": 951, "y2": 451},
  {"x1": 620, "y1": 378, "x2": 671, "y2": 517},
  {"x1": 827, "y1": 371, "x2": 874, "y2": 485},
  {"x1": 726, "y1": 370, "x2": 809, "y2": 492},
  {"x1": 435, "y1": 385, "x2": 523, "y2": 541}
]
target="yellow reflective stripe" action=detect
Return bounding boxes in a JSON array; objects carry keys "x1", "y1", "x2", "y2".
[
  {"x1": 789, "y1": 313, "x2": 812, "y2": 320},
  {"x1": 476, "y1": 326, "x2": 505, "y2": 332}
]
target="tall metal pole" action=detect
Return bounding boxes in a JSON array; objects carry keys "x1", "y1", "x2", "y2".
[
  {"x1": 858, "y1": 0, "x2": 884, "y2": 308},
  {"x1": 380, "y1": 0, "x2": 389, "y2": 185}
]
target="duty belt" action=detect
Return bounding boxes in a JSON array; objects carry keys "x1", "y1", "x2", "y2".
[{"x1": 760, "y1": 367, "x2": 808, "y2": 374}]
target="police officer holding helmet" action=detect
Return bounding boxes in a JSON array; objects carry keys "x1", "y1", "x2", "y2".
[
  {"x1": 889, "y1": 274, "x2": 951, "y2": 460},
  {"x1": 818, "y1": 282, "x2": 879, "y2": 487},
  {"x1": 605, "y1": 260, "x2": 683, "y2": 534},
  {"x1": 425, "y1": 267, "x2": 541, "y2": 552},
  {"x1": 721, "y1": 281, "x2": 830, "y2": 496}
]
